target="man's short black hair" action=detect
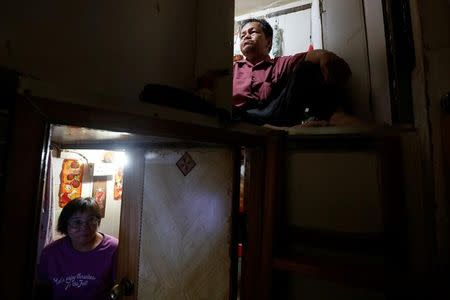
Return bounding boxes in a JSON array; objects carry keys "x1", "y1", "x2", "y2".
[
  {"x1": 239, "y1": 18, "x2": 273, "y2": 40},
  {"x1": 57, "y1": 197, "x2": 102, "y2": 235}
]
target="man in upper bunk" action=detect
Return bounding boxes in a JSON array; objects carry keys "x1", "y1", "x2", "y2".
[{"x1": 233, "y1": 18, "x2": 366, "y2": 128}]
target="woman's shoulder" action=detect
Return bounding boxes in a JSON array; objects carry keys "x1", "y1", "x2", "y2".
[
  {"x1": 41, "y1": 236, "x2": 69, "y2": 255},
  {"x1": 101, "y1": 233, "x2": 119, "y2": 249}
]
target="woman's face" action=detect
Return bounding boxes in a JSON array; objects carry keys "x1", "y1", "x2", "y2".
[{"x1": 66, "y1": 211, "x2": 99, "y2": 245}]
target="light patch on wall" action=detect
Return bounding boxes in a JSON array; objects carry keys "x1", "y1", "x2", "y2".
[
  {"x1": 145, "y1": 152, "x2": 159, "y2": 160},
  {"x1": 113, "y1": 151, "x2": 128, "y2": 167}
]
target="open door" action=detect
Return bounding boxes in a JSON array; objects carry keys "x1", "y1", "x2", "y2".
[{"x1": 115, "y1": 146, "x2": 238, "y2": 299}]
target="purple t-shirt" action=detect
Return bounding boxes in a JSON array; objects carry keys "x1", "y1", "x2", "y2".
[
  {"x1": 232, "y1": 52, "x2": 307, "y2": 108},
  {"x1": 38, "y1": 233, "x2": 118, "y2": 300}
]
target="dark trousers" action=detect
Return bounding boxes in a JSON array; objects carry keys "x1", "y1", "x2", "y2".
[{"x1": 238, "y1": 61, "x2": 343, "y2": 126}]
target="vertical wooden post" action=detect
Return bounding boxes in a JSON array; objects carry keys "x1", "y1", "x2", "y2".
[
  {"x1": 240, "y1": 147, "x2": 264, "y2": 300},
  {"x1": 0, "y1": 95, "x2": 49, "y2": 300},
  {"x1": 259, "y1": 134, "x2": 285, "y2": 300},
  {"x1": 116, "y1": 148, "x2": 145, "y2": 300}
]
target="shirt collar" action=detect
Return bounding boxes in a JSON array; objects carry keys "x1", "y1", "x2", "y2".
[{"x1": 236, "y1": 55, "x2": 274, "y2": 67}]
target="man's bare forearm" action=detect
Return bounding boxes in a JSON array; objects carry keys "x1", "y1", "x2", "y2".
[
  {"x1": 304, "y1": 49, "x2": 351, "y2": 85},
  {"x1": 304, "y1": 49, "x2": 334, "y2": 65}
]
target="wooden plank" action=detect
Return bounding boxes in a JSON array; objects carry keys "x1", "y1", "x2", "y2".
[
  {"x1": 274, "y1": 133, "x2": 407, "y2": 297},
  {"x1": 0, "y1": 143, "x2": 6, "y2": 175},
  {"x1": 0, "y1": 114, "x2": 9, "y2": 138},
  {"x1": 279, "y1": 226, "x2": 385, "y2": 254},
  {"x1": 116, "y1": 149, "x2": 145, "y2": 300},
  {"x1": 442, "y1": 114, "x2": 450, "y2": 170},
  {"x1": 229, "y1": 146, "x2": 241, "y2": 300},
  {"x1": 272, "y1": 256, "x2": 385, "y2": 290},
  {"x1": 0, "y1": 95, "x2": 50, "y2": 299},
  {"x1": 29, "y1": 96, "x2": 267, "y2": 147},
  {"x1": 259, "y1": 134, "x2": 285, "y2": 300},
  {"x1": 137, "y1": 149, "x2": 233, "y2": 299},
  {"x1": 376, "y1": 136, "x2": 408, "y2": 269},
  {"x1": 240, "y1": 147, "x2": 265, "y2": 300}
]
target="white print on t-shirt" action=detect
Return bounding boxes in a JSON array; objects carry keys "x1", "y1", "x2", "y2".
[{"x1": 53, "y1": 273, "x2": 96, "y2": 290}]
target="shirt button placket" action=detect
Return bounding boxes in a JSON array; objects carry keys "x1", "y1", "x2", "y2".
[{"x1": 251, "y1": 74, "x2": 255, "y2": 91}]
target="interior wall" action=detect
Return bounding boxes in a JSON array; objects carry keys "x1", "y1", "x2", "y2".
[
  {"x1": 321, "y1": 0, "x2": 372, "y2": 121},
  {"x1": 0, "y1": 1, "x2": 196, "y2": 96},
  {"x1": 138, "y1": 148, "x2": 233, "y2": 299},
  {"x1": 195, "y1": 0, "x2": 234, "y2": 113},
  {"x1": 236, "y1": 0, "x2": 301, "y2": 16},
  {"x1": 363, "y1": 0, "x2": 391, "y2": 125},
  {"x1": 0, "y1": 1, "x2": 229, "y2": 127},
  {"x1": 50, "y1": 150, "x2": 123, "y2": 241},
  {"x1": 286, "y1": 151, "x2": 383, "y2": 233}
]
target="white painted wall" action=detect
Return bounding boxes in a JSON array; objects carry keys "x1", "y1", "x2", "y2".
[
  {"x1": 310, "y1": 0, "x2": 323, "y2": 49},
  {"x1": 322, "y1": 0, "x2": 372, "y2": 121},
  {"x1": 236, "y1": 0, "x2": 302, "y2": 16},
  {"x1": 277, "y1": 10, "x2": 312, "y2": 55},
  {"x1": 363, "y1": 0, "x2": 391, "y2": 125}
]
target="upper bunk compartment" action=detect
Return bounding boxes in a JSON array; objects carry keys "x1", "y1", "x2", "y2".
[
  {"x1": 0, "y1": 1, "x2": 234, "y2": 119},
  {"x1": 234, "y1": 0, "x2": 395, "y2": 128}
]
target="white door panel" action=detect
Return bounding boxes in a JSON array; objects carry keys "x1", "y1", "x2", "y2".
[{"x1": 322, "y1": 0, "x2": 372, "y2": 120}]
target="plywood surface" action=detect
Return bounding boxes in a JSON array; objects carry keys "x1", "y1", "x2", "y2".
[
  {"x1": 138, "y1": 149, "x2": 233, "y2": 300},
  {"x1": 286, "y1": 151, "x2": 383, "y2": 233}
]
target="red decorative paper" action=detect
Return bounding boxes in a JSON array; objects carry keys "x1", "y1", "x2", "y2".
[
  {"x1": 176, "y1": 152, "x2": 196, "y2": 176},
  {"x1": 114, "y1": 167, "x2": 123, "y2": 201},
  {"x1": 59, "y1": 159, "x2": 84, "y2": 208},
  {"x1": 92, "y1": 177, "x2": 107, "y2": 218}
]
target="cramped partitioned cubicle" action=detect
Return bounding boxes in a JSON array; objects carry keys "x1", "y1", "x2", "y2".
[{"x1": 0, "y1": 0, "x2": 424, "y2": 299}]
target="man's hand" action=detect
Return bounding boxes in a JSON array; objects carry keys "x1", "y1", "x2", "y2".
[
  {"x1": 298, "y1": 119, "x2": 329, "y2": 127},
  {"x1": 305, "y1": 50, "x2": 351, "y2": 85},
  {"x1": 320, "y1": 53, "x2": 352, "y2": 85},
  {"x1": 263, "y1": 120, "x2": 328, "y2": 131}
]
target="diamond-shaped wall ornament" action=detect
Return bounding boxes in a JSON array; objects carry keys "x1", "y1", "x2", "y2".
[{"x1": 176, "y1": 152, "x2": 196, "y2": 176}]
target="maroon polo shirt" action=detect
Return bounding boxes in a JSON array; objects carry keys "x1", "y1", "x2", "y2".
[{"x1": 232, "y1": 52, "x2": 307, "y2": 108}]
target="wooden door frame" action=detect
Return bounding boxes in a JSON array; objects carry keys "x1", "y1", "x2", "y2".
[
  {"x1": 116, "y1": 148, "x2": 145, "y2": 300},
  {"x1": 118, "y1": 146, "x2": 244, "y2": 300},
  {"x1": 269, "y1": 133, "x2": 408, "y2": 296},
  {"x1": 0, "y1": 94, "x2": 273, "y2": 300},
  {"x1": 258, "y1": 135, "x2": 285, "y2": 300},
  {"x1": 239, "y1": 134, "x2": 285, "y2": 300}
]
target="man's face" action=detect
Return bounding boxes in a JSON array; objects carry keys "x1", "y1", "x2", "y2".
[{"x1": 239, "y1": 22, "x2": 271, "y2": 58}]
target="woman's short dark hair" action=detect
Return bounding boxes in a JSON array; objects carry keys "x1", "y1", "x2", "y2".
[
  {"x1": 239, "y1": 18, "x2": 273, "y2": 40},
  {"x1": 57, "y1": 197, "x2": 101, "y2": 235}
]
